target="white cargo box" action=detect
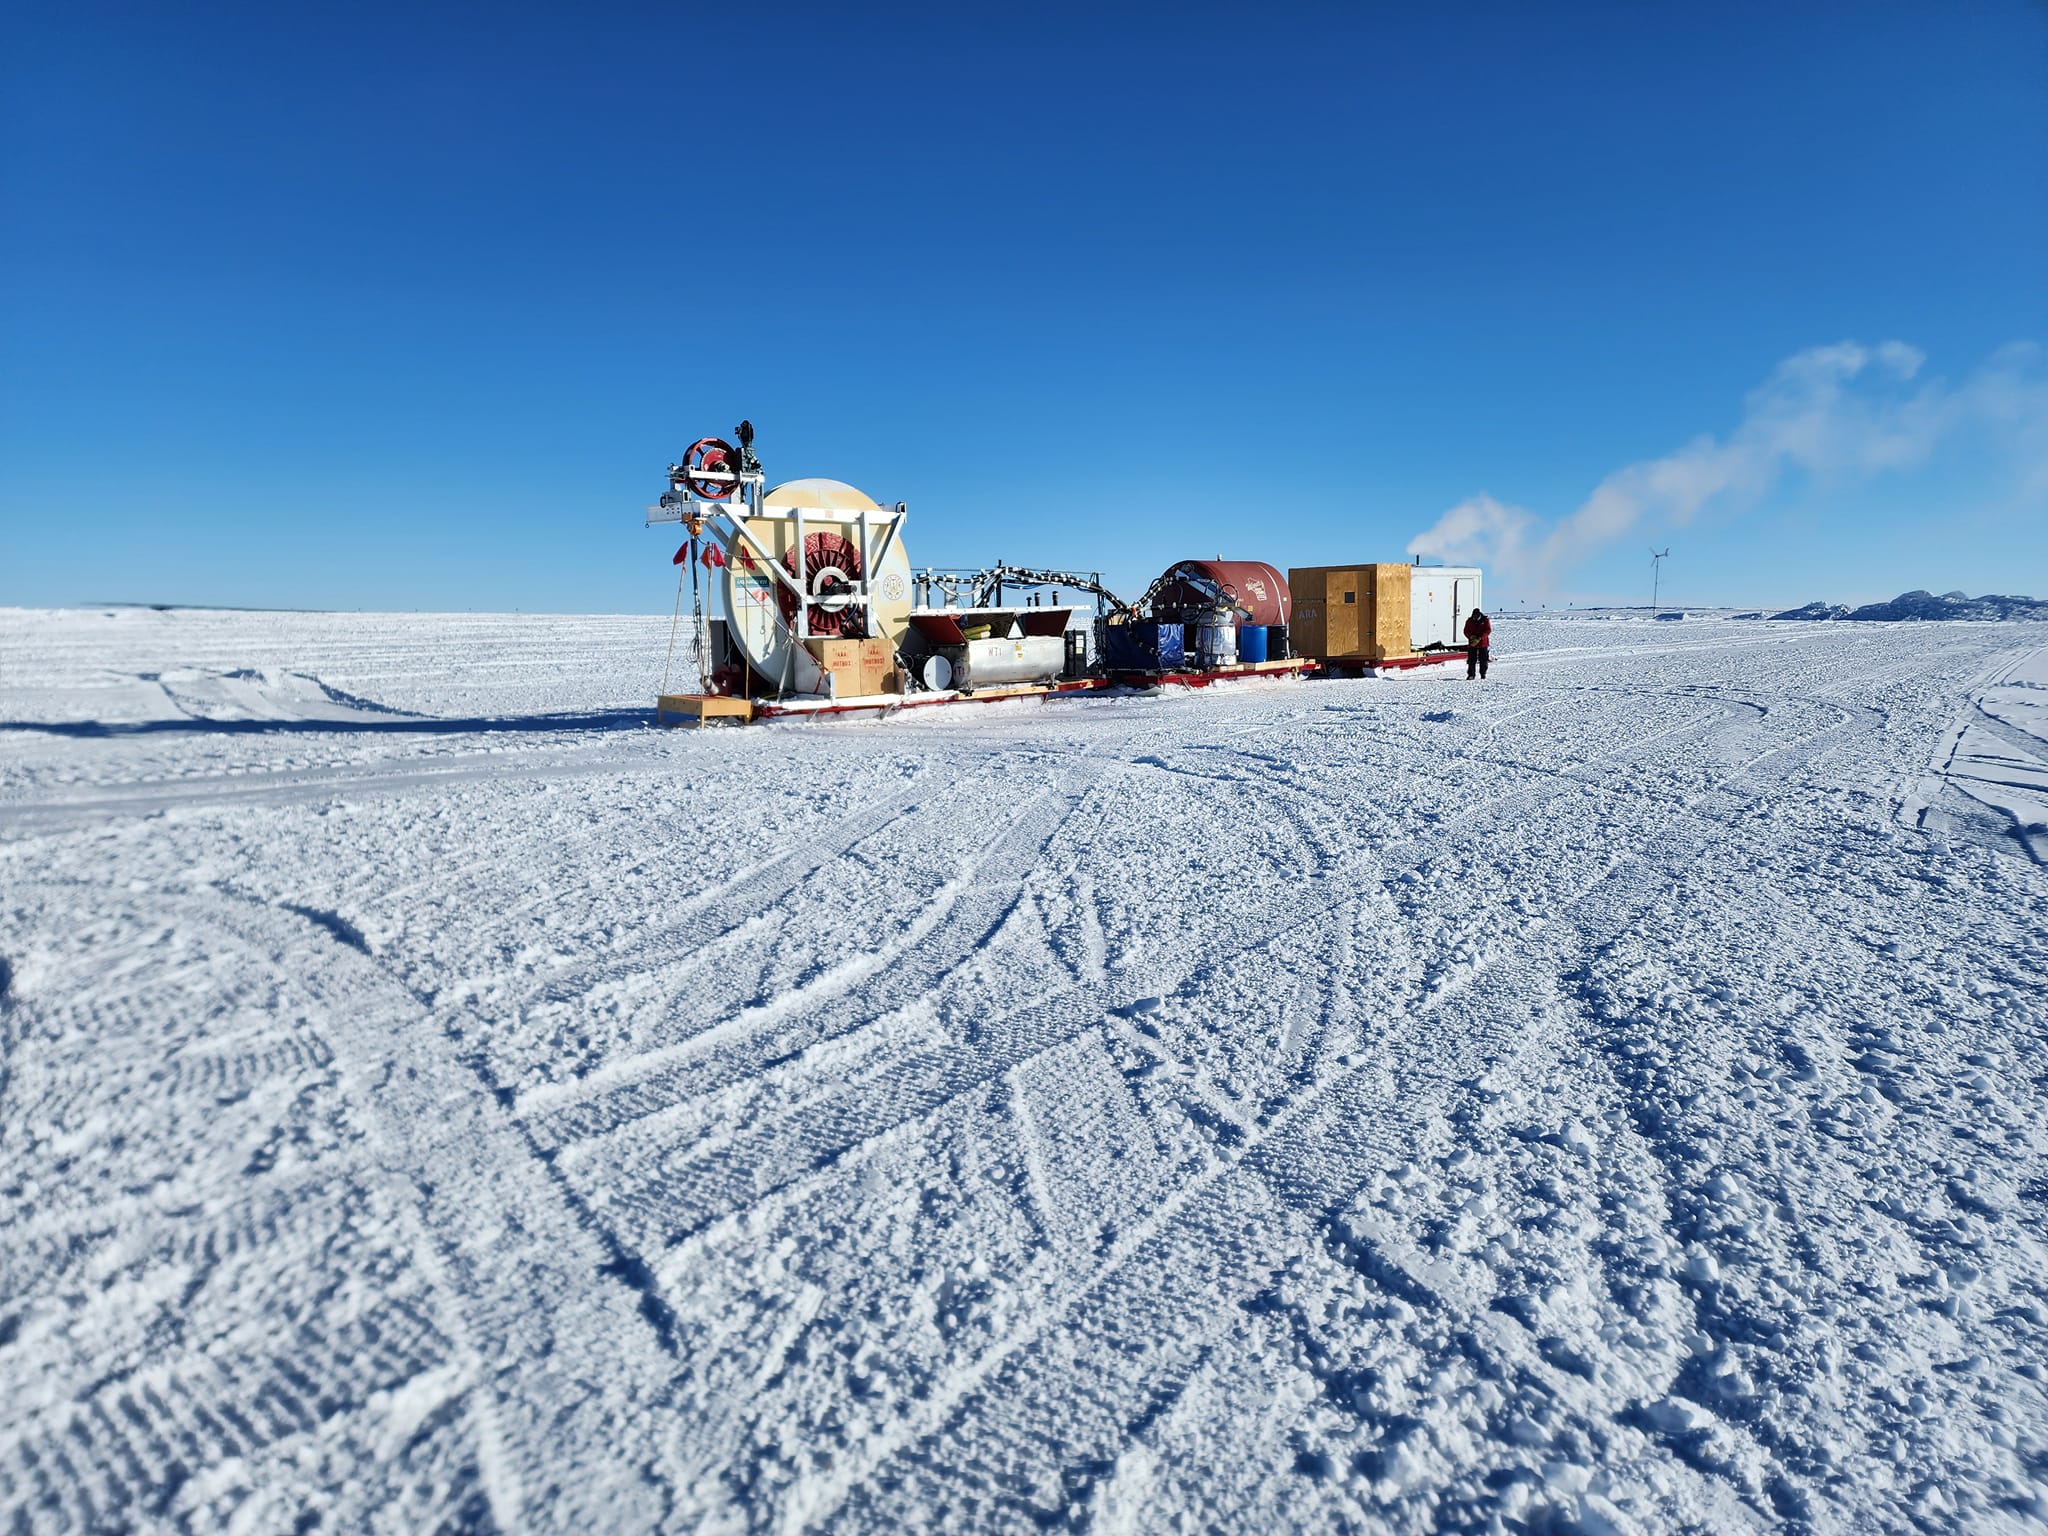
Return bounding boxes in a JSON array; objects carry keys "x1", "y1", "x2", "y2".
[{"x1": 1409, "y1": 566, "x2": 1483, "y2": 650}]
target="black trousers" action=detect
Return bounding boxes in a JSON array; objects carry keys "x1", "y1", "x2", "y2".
[{"x1": 1467, "y1": 645, "x2": 1489, "y2": 679}]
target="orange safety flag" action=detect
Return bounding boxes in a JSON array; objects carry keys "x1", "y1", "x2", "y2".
[
  {"x1": 701, "y1": 543, "x2": 727, "y2": 570},
  {"x1": 672, "y1": 542, "x2": 690, "y2": 566}
]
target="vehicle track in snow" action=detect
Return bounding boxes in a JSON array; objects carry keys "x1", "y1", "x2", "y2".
[
  {"x1": 810, "y1": 781, "x2": 1715, "y2": 1531},
  {"x1": 0, "y1": 879, "x2": 675, "y2": 1533},
  {"x1": 635, "y1": 686, "x2": 1821, "y2": 1527},
  {"x1": 807, "y1": 705, "x2": 2002, "y2": 1532},
  {"x1": 4, "y1": 615, "x2": 2042, "y2": 1534},
  {"x1": 569, "y1": 767, "x2": 1126, "y2": 1205},
  {"x1": 612, "y1": 690, "x2": 1739, "y2": 1297},
  {"x1": 696, "y1": 634, "x2": 2039, "y2": 1531},
  {"x1": 507, "y1": 760, "x2": 960, "y2": 1040},
  {"x1": 517, "y1": 762, "x2": 1088, "y2": 1134}
]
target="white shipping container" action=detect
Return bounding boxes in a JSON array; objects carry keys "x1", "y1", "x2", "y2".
[{"x1": 1409, "y1": 566, "x2": 1484, "y2": 650}]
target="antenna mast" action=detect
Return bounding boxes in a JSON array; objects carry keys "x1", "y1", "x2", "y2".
[{"x1": 1650, "y1": 547, "x2": 1671, "y2": 610}]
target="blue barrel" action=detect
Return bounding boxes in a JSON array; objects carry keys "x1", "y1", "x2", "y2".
[{"x1": 1237, "y1": 624, "x2": 1268, "y2": 663}]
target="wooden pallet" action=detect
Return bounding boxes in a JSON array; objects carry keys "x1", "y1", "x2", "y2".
[{"x1": 656, "y1": 693, "x2": 757, "y2": 727}]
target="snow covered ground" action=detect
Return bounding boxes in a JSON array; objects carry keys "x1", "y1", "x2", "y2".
[{"x1": 2, "y1": 606, "x2": 2046, "y2": 1535}]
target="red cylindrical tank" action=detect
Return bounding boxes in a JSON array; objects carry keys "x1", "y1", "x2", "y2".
[{"x1": 1149, "y1": 560, "x2": 1291, "y2": 626}]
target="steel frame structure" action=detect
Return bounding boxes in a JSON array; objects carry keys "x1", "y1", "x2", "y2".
[
  {"x1": 646, "y1": 470, "x2": 909, "y2": 647},
  {"x1": 911, "y1": 564, "x2": 1130, "y2": 616}
]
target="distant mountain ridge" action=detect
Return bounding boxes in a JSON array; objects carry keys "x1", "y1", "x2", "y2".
[{"x1": 1771, "y1": 590, "x2": 2048, "y2": 622}]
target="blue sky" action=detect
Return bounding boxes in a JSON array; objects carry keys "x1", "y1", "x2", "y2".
[{"x1": 4, "y1": 3, "x2": 2044, "y2": 612}]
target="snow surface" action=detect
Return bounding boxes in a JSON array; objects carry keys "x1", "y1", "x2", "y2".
[{"x1": 3, "y1": 606, "x2": 2047, "y2": 1534}]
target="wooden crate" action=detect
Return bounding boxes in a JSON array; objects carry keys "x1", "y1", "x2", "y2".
[
  {"x1": 656, "y1": 694, "x2": 757, "y2": 726},
  {"x1": 1286, "y1": 564, "x2": 1413, "y2": 661},
  {"x1": 804, "y1": 636, "x2": 895, "y2": 698}
]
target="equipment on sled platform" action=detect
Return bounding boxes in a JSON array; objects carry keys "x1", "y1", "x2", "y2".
[
  {"x1": 647, "y1": 424, "x2": 912, "y2": 700},
  {"x1": 1290, "y1": 564, "x2": 1410, "y2": 663},
  {"x1": 904, "y1": 613, "x2": 1071, "y2": 692},
  {"x1": 1143, "y1": 560, "x2": 1292, "y2": 628},
  {"x1": 1288, "y1": 563, "x2": 1485, "y2": 666},
  {"x1": 1099, "y1": 558, "x2": 1303, "y2": 679},
  {"x1": 896, "y1": 566, "x2": 1126, "y2": 694},
  {"x1": 640, "y1": 422, "x2": 1478, "y2": 723},
  {"x1": 1100, "y1": 620, "x2": 1185, "y2": 672}
]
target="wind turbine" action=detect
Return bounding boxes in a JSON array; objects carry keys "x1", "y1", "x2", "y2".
[{"x1": 1650, "y1": 547, "x2": 1671, "y2": 610}]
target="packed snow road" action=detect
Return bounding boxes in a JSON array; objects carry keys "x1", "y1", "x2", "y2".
[{"x1": 2, "y1": 607, "x2": 2046, "y2": 1535}]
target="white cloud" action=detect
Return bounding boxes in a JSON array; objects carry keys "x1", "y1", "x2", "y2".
[
  {"x1": 1404, "y1": 492, "x2": 1538, "y2": 573},
  {"x1": 1407, "y1": 340, "x2": 2046, "y2": 595},
  {"x1": 1959, "y1": 341, "x2": 2048, "y2": 501}
]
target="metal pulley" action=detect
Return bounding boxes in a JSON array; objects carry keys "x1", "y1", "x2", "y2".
[{"x1": 675, "y1": 437, "x2": 741, "y2": 500}]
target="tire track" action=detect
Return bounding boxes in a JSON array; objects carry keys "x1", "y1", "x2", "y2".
[
  {"x1": 803, "y1": 827, "x2": 1673, "y2": 1532},
  {"x1": 633, "y1": 691, "x2": 1744, "y2": 1284},
  {"x1": 778, "y1": 667, "x2": 1864, "y2": 1530},
  {"x1": 827, "y1": 640, "x2": 2002, "y2": 1530},
  {"x1": 550, "y1": 769, "x2": 1103, "y2": 1239},
  {"x1": 0, "y1": 879, "x2": 674, "y2": 1534},
  {"x1": 511, "y1": 760, "x2": 963, "y2": 1020},
  {"x1": 519, "y1": 764, "x2": 1080, "y2": 1138}
]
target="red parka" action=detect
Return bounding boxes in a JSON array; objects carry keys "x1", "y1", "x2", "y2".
[{"x1": 1463, "y1": 612, "x2": 1492, "y2": 648}]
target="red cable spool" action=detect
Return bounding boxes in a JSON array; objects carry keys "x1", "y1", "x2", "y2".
[
  {"x1": 778, "y1": 531, "x2": 865, "y2": 638},
  {"x1": 678, "y1": 437, "x2": 739, "y2": 500}
]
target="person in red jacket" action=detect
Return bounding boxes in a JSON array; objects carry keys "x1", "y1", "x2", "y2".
[{"x1": 1464, "y1": 608, "x2": 1492, "y2": 679}]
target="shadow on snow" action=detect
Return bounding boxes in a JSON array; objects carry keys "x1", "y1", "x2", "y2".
[{"x1": 0, "y1": 708, "x2": 657, "y2": 739}]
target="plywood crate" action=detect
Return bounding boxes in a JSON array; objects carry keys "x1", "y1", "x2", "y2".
[
  {"x1": 657, "y1": 694, "x2": 756, "y2": 726},
  {"x1": 1286, "y1": 564, "x2": 1413, "y2": 661},
  {"x1": 805, "y1": 636, "x2": 895, "y2": 697}
]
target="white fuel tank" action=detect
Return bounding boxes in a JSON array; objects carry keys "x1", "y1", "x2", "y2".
[{"x1": 949, "y1": 635, "x2": 1066, "y2": 690}]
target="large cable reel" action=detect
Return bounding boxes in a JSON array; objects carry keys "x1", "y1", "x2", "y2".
[
  {"x1": 778, "y1": 531, "x2": 866, "y2": 638},
  {"x1": 716, "y1": 478, "x2": 913, "y2": 694}
]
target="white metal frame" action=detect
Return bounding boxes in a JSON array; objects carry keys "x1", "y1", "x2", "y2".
[{"x1": 647, "y1": 471, "x2": 910, "y2": 691}]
